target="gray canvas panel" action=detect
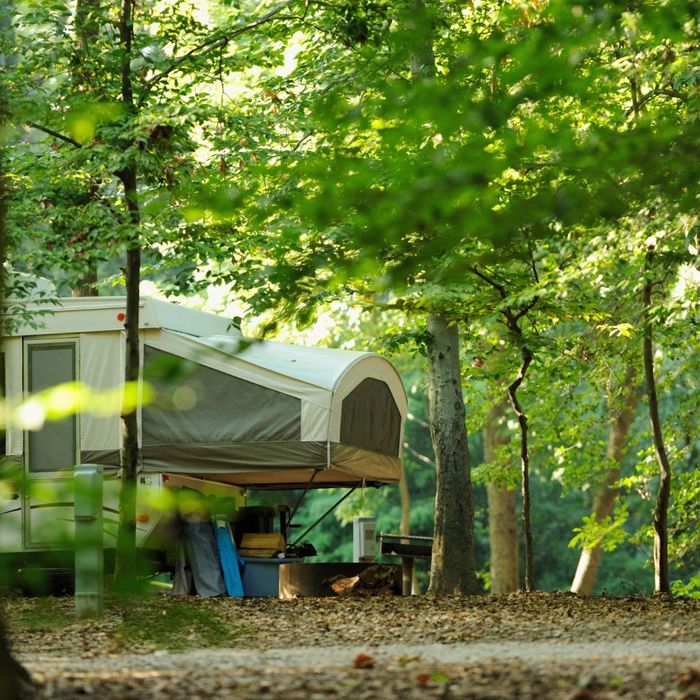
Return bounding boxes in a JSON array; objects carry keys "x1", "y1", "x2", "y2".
[
  {"x1": 330, "y1": 443, "x2": 401, "y2": 484},
  {"x1": 81, "y1": 441, "x2": 328, "y2": 472},
  {"x1": 142, "y1": 347, "x2": 301, "y2": 446},
  {"x1": 81, "y1": 443, "x2": 399, "y2": 488},
  {"x1": 80, "y1": 450, "x2": 120, "y2": 466},
  {"x1": 340, "y1": 378, "x2": 401, "y2": 456}
]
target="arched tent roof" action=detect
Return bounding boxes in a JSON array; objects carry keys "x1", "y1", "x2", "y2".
[{"x1": 134, "y1": 330, "x2": 407, "y2": 489}]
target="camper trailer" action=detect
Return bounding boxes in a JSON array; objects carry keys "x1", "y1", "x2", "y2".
[{"x1": 0, "y1": 296, "x2": 407, "y2": 577}]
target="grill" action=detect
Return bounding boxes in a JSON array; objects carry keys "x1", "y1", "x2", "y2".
[{"x1": 377, "y1": 532, "x2": 433, "y2": 596}]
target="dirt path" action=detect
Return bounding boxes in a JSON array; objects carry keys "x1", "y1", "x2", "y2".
[
  {"x1": 7, "y1": 593, "x2": 700, "y2": 699},
  {"x1": 21, "y1": 639, "x2": 700, "y2": 672},
  {"x1": 21, "y1": 639, "x2": 700, "y2": 700}
]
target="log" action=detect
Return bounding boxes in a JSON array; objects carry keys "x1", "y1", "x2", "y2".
[{"x1": 324, "y1": 565, "x2": 400, "y2": 596}]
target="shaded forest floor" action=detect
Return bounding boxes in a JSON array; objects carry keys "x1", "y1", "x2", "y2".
[{"x1": 4, "y1": 592, "x2": 700, "y2": 699}]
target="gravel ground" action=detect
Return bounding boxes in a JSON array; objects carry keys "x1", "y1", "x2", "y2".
[{"x1": 7, "y1": 592, "x2": 700, "y2": 699}]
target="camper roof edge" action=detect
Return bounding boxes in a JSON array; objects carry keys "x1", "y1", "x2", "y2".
[{"x1": 4, "y1": 296, "x2": 241, "y2": 338}]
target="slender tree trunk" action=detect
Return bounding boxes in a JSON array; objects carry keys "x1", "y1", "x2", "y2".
[
  {"x1": 484, "y1": 400, "x2": 519, "y2": 593},
  {"x1": 69, "y1": 0, "x2": 102, "y2": 296},
  {"x1": 642, "y1": 250, "x2": 672, "y2": 595},
  {"x1": 114, "y1": 0, "x2": 141, "y2": 586},
  {"x1": 472, "y1": 266, "x2": 538, "y2": 592},
  {"x1": 571, "y1": 370, "x2": 637, "y2": 595},
  {"x1": 507, "y1": 345, "x2": 535, "y2": 591},
  {"x1": 0, "y1": 33, "x2": 33, "y2": 688},
  {"x1": 426, "y1": 314, "x2": 480, "y2": 595}
]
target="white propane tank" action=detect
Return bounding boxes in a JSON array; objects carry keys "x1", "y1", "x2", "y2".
[{"x1": 352, "y1": 516, "x2": 376, "y2": 563}]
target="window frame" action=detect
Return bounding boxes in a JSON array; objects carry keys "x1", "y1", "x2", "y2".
[{"x1": 23, "y1": 336, "x2": 80, "y2": 475}]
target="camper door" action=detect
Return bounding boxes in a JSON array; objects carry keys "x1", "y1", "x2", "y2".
[{"x1": 23, "y1": 337, "x2": 79, "y2": 550}]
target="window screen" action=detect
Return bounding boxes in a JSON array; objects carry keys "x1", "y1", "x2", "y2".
[
  {"x1": 27, "y1": 343, "x2": 77, "y2": 471},
  {"x1": 340, "y1": 378, "x2": 401, "y2": 456}
]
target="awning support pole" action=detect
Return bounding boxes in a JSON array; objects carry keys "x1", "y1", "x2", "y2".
[
  {"x1": 290, "y1": 487, "x2": 356, "y2": 547},
  {"x1": 286, "y1": 469, "x2": 319, "y2": 534}
]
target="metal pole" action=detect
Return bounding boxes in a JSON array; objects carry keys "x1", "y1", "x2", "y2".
[
  {"x1": 290, "y1": 487, "x2": 356, "y2": 547},
  {"x1": 74, "y1": 464, "x2": 104, "y2": 618},
  {"x1": 402, "y1": 558, "x2": 414, "y2": 596}
]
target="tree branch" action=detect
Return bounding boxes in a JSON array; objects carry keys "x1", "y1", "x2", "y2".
[
  {"x1": 138, "y1": 0, "x2": 298, "y2": 106},
  {"x1": 403, "y1": 442, "x2": 435, "y2": 469},
  {"x1": 513, "y1": 298, "x2": 538, "y2": 322},
  {"x1": 471, "y1": 265, "x2": 508, "y2": 301},
  {"x1": 26, "y1": 122, "x2": 82, "y2": 148}
]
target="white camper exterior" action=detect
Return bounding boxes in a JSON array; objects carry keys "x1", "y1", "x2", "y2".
[{"x1": 0, "y1": 296, "x2": 407, "y2": 563}]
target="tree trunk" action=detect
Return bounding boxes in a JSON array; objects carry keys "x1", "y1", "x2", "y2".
[
  {"x1": 484, "y1": 400, "x2": 519, "y2": 593},
  {"x1": 471, "y1": 266, "x2": 538, "y2": 592},
  {"x1": 115, "y1": 241, "x2": 140, "y2": 584},
  {"x1": 72, "y1": 269, "x2": 98, "y2": 297},
  {"x1": 114, "y1": 0, "x2": 141, "y2": 586},
  {"x1": 398, "y1": 461, "x2": 420, "y2": 594},
  {"x1": 507, "y1": 345, "x2": 535, "y2": 591},
  {"x1": 642, "y1": 251, "x2": 672, "y2": 595},
  {"x1": 69, "y1": 0, "x2": 102, "y2": 297},
  {"x1": 0, "y1": 40, "x2": 33, "y2": 690},
  {"x1": 426, "y1": 314, "x2": 480, "y2": 595},
  {"x1": 571, "y1": 370, "x2": 637, "y2": 595}
]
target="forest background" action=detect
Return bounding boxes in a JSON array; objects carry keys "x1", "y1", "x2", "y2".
[{"x1": 1, "y1": 0, "x2": 699, "y2": 597}]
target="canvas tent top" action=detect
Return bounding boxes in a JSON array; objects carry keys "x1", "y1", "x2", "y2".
[
  {"x1": 194, "y1": 335, "x2": 389, "y2": 391},
  {"x1": 5, "y1": 296, "x2": 407, "y2": 490}
]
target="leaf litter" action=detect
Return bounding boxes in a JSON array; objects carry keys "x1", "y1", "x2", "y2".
[{"x1": 3, "y1": 591, "x2": 699, "y2": 699}]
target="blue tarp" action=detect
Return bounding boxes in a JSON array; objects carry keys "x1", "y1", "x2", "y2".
[{"x1": 214, "y1": 521, "x2": 246, "y2": 597}]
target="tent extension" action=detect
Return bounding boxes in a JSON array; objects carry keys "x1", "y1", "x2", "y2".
[{"x1": 4, "y1": 296, "x2": 407, "y2": 489}]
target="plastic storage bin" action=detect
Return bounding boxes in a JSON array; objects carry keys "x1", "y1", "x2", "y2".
[{"x1": 241, "y1": 557, "x2": 301, "y2": 597}]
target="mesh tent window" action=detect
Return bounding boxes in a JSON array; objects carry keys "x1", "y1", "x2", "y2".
[
  {"x1": 142, "y1": 347, "x2": 302, "y2": 446},
  {"x1": 339, "y1": 378, "x2": 401, "y2": 456}
]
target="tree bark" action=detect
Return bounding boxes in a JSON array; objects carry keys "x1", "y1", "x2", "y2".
[
  {"x1": 69, "y1": 0, "x2": 102, "y2": 297},
  {"x1": 642, "y1": 250, "x2": 672, "y2": 595},
  {"x1": 507, "y1": 345, "x2": 535, "y2": 591},
  {"x1": 398, "y1": 460, "x2": 420, "y2": 594},
  {"x1": 571, "y1": 369, "x2": 637, "y2": 595},
  {"x1": 426, "y1": 314, "x2": 480, "y2": 595},
  {"x1": 114, "y1": 0, "x2": 141, "y2": 586},
  {"x1": 0, "y1": 39, "x2": 33, "y2": 689},
  {"x1": 472, "y1": 266, "x2": 538, "y2": 591},
  {"x1": 484, "y1": 400, "x2": 519, "y2": 594}
]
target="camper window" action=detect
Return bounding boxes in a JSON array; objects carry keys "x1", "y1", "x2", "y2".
[{"x1": 27, "y1": 342, "x2": 78, "y2": 471}]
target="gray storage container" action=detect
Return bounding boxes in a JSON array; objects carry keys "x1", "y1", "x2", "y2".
[{"x1": 242, "y1": 557, "x2": 301, "y2": 597}]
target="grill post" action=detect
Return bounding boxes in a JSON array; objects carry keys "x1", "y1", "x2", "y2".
[{"x1": 378, "y1": 532, "x2": 433, "y2": 596}]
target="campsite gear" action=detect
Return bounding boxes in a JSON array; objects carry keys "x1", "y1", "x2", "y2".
[
  {"x1": 231, "y1": 506, "x2": 275, "y2": 547},
  {"x1": 352, "y1": 517, "x2": 376, "y2": 563},
  {"x1": 285, "y1": 541, "x2": 317, "y2": 559},
  {"x1": 214, "y1": 521, "x2": 245, "y2": 597},
  {"x1": 239, "y1": 532, "x2": 286, "y2": 558},
  {"x1": 171, "y1": 542, "x2": 194, "y2": 595},
  {"x1": 241, "y1": 557, "x2": 302, "y2": 597},
  {"x1": 278, "y1": 562, "x2": 401, "y2": 599},
  {"x1": 278, "y1": 504, "x2": 298, "y2": 542},
  {"x1": 183, "y1": 520, "x2": 226, "y2": 597},
  {"x1": 378, "y1": 532, "x2": 433, "y2": 596}
]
